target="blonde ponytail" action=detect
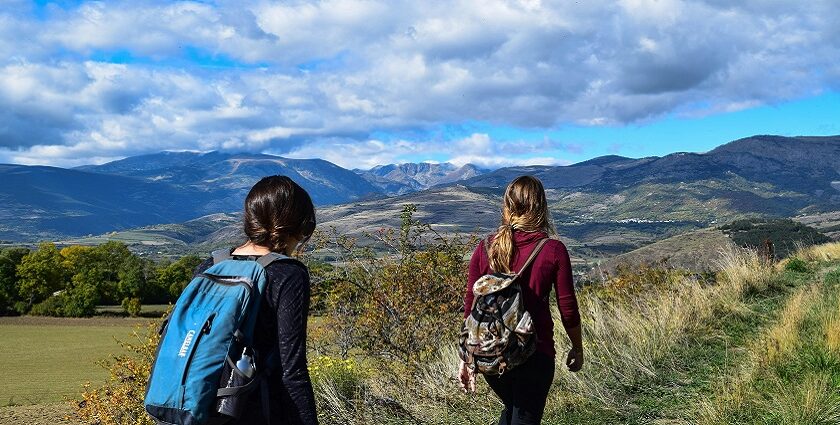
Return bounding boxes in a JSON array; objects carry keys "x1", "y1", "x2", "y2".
[{"x1": 488, "y1": 176, "x2": 553, "y2": 273}]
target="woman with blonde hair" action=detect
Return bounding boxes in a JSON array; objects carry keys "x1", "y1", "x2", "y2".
[{"x1": 459, "y1": 175, "x2": 583, "y2": 425}]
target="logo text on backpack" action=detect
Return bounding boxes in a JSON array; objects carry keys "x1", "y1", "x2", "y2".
[{"x1": 178, "y1": 330, "x2": 196, "y2": 357}]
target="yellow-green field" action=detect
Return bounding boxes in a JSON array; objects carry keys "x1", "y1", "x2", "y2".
[{"x1": 0, "y1": 317, "x2": 148, "y2": 407}]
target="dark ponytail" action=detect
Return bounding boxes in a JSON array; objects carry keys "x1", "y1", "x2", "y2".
[{"x1": 243, "y1": 175, "x2": 316, "y2": 254}]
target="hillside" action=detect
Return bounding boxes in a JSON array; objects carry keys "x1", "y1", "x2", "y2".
[
  {"x1": 75, "y1": 185, "x2": 699, "y2": 263},
  {"x1": 0, "y1": 152, "x2": 383, "y2": 241},
  {"x1": 795, "y1": 211, "x2": 840, "y2": 240},
  {"x1": 592, "y1": 228, "x2": 734, "y2": 274},
  {"x1": 77, "y1": 151, "x2": 382, "y2": 210},
  {"x1": 461, "y1": 135, "x2": 840, "y2": 222},
  {"x1": 0, "y1": 164, "x2": 195, "y2": 241}
]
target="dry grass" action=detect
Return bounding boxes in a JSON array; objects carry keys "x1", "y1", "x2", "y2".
[
  {"x1": 312, "y1": 244, "x2": 838, "y2": 425},
  {"x1": 763, "y1": 374, "x2": 840, "y2": 425},
  {"x1": 758, "y1": 286, "x2": 816, "y2": 364},
  {"x1": 794, "y1": 241, "x2": 840, "y2": 263},
  {"x1": 826, "y1": 303, "x2": 840, "y2": 354},
  {"x1": 316, "y1": 244, "x2": 782, "y2": 423},
  {"x1": 546, "y1": 246, "x2": 775, "y2": 411}
]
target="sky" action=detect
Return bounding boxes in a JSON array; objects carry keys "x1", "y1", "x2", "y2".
[{"x1": 0, "y1": 0, "x2": 838, "y2": 169}]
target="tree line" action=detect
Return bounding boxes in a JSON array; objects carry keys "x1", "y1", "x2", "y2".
[{"x1": 0, "y1": 241, "x2": 202, "y2": 317}]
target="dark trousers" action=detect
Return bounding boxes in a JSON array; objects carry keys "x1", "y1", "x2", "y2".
[{"x1": 484, "y1": 352, "x2": 555, "y2": 425}]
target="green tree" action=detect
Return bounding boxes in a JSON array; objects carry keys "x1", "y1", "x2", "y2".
[
  {"x1": 117, "y1": 254, "x2": 146, "y2": 313},
  {"x1": 0, "y1": 247, "x2": 29, "y2": 315},
  {"x1": 157, "y1": 255, "x2": 203, "y2": 299},
  {"x1": 60, "y1": 268, "x2": 103, "y2": 317},
  {"x1": 92, "y1": 241, "x2": 135, "y2": 304},
  {"x1": 16, "y1": 242, "x2": 68, "y2": 312}
]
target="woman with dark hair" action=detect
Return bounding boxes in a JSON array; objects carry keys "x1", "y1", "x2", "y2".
[
  {"x1": 193, "y1": 175, "x2": 318, "y2": 425},
  {"x1": 459, "y1": 175, "x2": 584, "y2": 425}
]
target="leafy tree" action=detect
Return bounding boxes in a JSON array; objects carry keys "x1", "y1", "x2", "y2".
[
  {"x1": 92, "y1": 241, "x2": 136, "y2": 304},
  {"x1": 16, "y1": 242, "x2": 68, "y2": 312},
  {"x1": 0, "y1": 247, "x2": 29, "y2": 315},
  {"x1": 117, "y1": 254, "x2": 146, "y2": 308},
  {"x1": 157, "y1": 255, "x2": 203, "y2": 299},
  {"x1": 61, "y1": 269, "x2": 103, "y2": 317}
]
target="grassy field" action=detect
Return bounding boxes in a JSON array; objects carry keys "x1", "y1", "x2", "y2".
[{"x1": 0, "y1": 317, "x2": 146, "y2": 408}]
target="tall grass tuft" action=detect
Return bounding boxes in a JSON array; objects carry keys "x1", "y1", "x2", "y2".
[
  {"x1": 764, "y1": 374, "x2": 840, "y2": 425},
  {"x1": 796, "y1": 241, "x2": 840, "y2": 263}
]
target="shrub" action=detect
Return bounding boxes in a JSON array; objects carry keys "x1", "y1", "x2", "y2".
[
  {"x1": 29, "y1": 295, "x2": 65, "y2": 316},
  {"x1": 719, "y1": 218, "x2": 831, "y2": 260},
  {"x1": 784, "y1": 257, "x2": 809, "y2": 273},
  {"x1": 122, "y1": 297, "x2": 143, "y2": 317},
  {"x1": 311, "y1": 204, "x2": 473, "y2": 369},
  {"x1": 309, "y1": 355, "x2": 368, "y2": 403}
]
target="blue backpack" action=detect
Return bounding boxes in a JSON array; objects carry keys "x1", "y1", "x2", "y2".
[{"x1": 145, "y1": 250, "x2": 288, "y2": 425}]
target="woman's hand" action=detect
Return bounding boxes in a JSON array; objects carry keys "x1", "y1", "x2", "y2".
[
  {"x1": 458, "y1": 360, "x2": 476, "y2": 393},
  {"x1": 565, "y1": 347, "x2": 584, "y2": 372}
]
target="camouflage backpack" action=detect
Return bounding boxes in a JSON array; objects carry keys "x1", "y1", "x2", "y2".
[{"x1": 459, "y1": 237, "x2": 549, "y2": 375}]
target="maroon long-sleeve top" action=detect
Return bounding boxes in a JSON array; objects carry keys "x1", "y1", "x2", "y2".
[{"x1": 464, "y1": 230, "x2": 581, "y2": 358}]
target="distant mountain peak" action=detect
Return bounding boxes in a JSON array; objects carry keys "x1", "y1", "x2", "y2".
[{"x1": 356, "y1": 161, "x2": 488, "y2": 195}]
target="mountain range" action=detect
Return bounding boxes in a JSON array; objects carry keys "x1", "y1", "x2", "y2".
[
  {"x1": 2, "y1": 135, "x2": 838, "y2": 261},
  {"x1": 354, "y1": 162, "x2": 488, "y2": 195}
]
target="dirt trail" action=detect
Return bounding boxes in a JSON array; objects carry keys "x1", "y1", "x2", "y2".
[{"x1": 0, "y1": 403, "x2": 82, "y2": 425}]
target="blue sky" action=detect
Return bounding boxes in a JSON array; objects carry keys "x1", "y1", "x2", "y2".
[{"x1": 0, "y1": 0, "x2": 838, "y2": 169}]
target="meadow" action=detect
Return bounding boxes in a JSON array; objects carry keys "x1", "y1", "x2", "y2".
[{"x1": 0, "y1": 317, "x2": 145, "y2": 407}]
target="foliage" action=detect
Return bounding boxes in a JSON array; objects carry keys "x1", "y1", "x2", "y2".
[
  {"x1": 122, "y1": 297, "x2": 143, "y2": 317},
  {"x1": 310, "y1": 204, "x2": 474, "y2": 369},
  {"x1": 0, "y1": 247, "x2": 29, "y2": 315},
  {"x1": 719, "y1": 218, "x2": 831, "y2": 259},
  {"x1": 16, "y1": 242, "x2": 68, "y2": 311},
  {"x1": 308, "y1": 355, "x2": 369, "y2": 404},
  {"x1": 583, "y1": 259, "x2": 714, "y2": 302},
  {"x1": 1, "y1": 241, "x2": 200, "y2": 317},
  {"x1": 784, "y1": 257, "x2": 809, "y2": 273},
  {"x1": 157, "y1": 255, "x2": 203, "y2": 299},
  {"x1": 29, "y1": 294, "x2": 66, "y2": 316}
]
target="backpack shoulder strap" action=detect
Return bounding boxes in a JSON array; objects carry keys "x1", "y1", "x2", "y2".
[
  {"x1": 212, "y1": 248, "x2": 233, "y2": 265},
  {"x1": 514, "y1": 238, "x2": 550, "y2": 277},
  {"x1": 256, "y1": 252, "x2": 290, "y2": 268}
]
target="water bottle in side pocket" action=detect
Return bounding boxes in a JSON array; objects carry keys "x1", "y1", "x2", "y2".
[{"x1": 216, "y1": 347, "x2": 255, "y2": 419}]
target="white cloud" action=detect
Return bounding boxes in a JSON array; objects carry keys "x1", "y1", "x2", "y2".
[
  {"x1": 0, "y1": 0, "x2": 838, "y2": 166},
  {"x1": 282, "y1": 133, "x2": 572, "y2": 169}
]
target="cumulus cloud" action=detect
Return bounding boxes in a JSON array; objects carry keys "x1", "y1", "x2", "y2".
[
  {"x1": 0, "y1": 0, "x2": 838, "y2": 166},
  {"x1": 283, "y1": 133, "x2": 572, "y2": 169}
]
